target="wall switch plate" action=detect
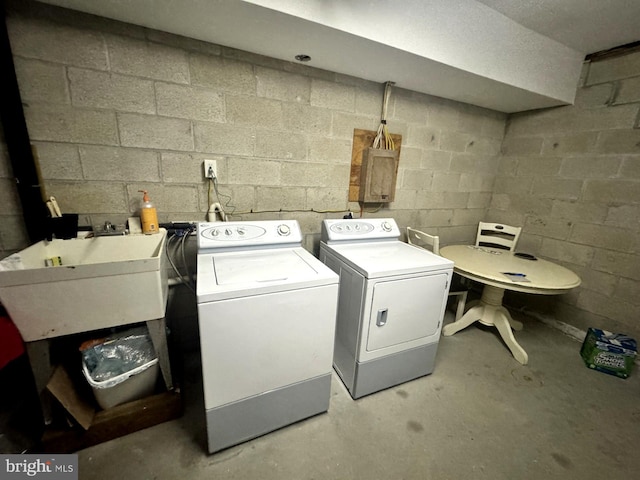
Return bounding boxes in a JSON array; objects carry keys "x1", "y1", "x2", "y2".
[{"x1": 203, "y1": 159, "x2": 217, "y2": 179}]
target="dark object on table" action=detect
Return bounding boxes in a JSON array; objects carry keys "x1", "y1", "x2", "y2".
[{"x1": 514, "y1": 252, "x2": 537, "y2": 261}]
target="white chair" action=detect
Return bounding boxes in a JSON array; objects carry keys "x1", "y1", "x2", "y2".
[
  {"x1": 475, "y1": 222, "x2": 522, "y2": 251},
  {"x1": 406, "y1": 227, "x2": 469, "y2": 322}
]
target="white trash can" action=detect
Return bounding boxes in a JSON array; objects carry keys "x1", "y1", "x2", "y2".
[
  {"x1": 80, "y1": 326, "x2": 159, "y2": 409},
  {"x1": 82, "y1": 356, "x2": 159, "y2": 409}
]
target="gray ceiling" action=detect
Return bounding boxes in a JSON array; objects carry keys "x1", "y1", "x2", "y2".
[
  {"x1": 36, "y1": 1, "x2": 640, "y2": 113},
  {"x1": 476, "y1": 0, "x2": 640, "y2": 53}
]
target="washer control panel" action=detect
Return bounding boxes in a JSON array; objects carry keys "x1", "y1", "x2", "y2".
[
  {"x1": 198, "y1": 220, "x2": 301, "y2": 251},
  {"x1": 329, "y1": 221, "x2": 374, "y2": 235},
  {"x1": 321, "y1": 218, "x2": 401, "y2": 243}
]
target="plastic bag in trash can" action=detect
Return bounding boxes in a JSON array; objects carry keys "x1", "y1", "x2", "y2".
[{"x1": 81, "y1": 326, "x2": 157, "y2": 383}]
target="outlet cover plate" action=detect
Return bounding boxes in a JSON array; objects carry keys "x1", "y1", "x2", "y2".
[{"x1": 203, "y1": 159, "x2": 217, "y2": 179}]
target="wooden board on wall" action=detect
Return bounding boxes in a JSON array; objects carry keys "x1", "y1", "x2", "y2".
[{"x1": 349, "y1": 129, "x2": 402, "y2": 202}]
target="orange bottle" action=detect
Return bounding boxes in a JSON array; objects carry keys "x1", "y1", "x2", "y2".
[{"x1": 139, "y1": 190, "x2": 158, "y2": 234}]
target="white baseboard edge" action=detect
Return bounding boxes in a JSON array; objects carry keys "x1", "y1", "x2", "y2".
[
  {"x1": 512, "y1": 305, "x2": 640, "y2": 366},
  {"x1": 511, "y1": 306, "x2": 586, "y2": 342}
]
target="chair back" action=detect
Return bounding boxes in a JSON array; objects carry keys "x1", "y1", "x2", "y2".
[
  {"x1": 406, "y1": 227, "x2": 440, "y2": 255},
  {"x1": 475, "y1": 222, "x2": 521, "y2": 251}
]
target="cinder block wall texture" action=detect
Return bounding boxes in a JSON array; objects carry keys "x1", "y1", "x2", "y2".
[
  {"x1": 0, "y1": 1, "x2": 638, "y2": 339},
  {"x1": 491, "y1": 51, "x2": 640, "y2": 338},
  {"x1": 0, "y1": 1, "x2": 504, "y2": 258}
]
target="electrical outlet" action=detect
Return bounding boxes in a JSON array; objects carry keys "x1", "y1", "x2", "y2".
[{"x1": 203, "y1": 159, "x2": 217, "y2": 179}]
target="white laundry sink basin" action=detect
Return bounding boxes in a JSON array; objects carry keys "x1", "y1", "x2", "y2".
[{"x1": 0, "y1": 229, "x2": 168, "y2": 341}]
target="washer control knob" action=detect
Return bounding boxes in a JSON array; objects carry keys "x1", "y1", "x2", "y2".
[
  {"x1": 225, "y1": 228, "x2": 233, "y2": 236},
  {"x1": 212, "y1": 229, "x2": 219, "y2": 237},
  {"x1": 277, "y1": 224, "x2": 291, "y2": 236},
  {"x1": 381, "y1": 221, "x2": 392, "y2": 232},
  {"x1": 237, "y1": 227, "x2": 245, "y2": 235}
]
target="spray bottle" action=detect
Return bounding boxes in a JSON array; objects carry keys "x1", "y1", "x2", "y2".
[{"x1": 139, "y1": 190, "x2": 158, "y2": 234}]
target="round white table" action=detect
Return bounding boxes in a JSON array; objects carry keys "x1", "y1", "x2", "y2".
[{"x1": 439, "y1": 245, "x2": 581, "y2": 365}]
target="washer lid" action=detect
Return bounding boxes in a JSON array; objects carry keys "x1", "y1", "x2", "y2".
[
  {"x1": 215, "y1": 249, "x2": 319, "y2": 284},
  {"x1": 322, "y1": 240, "x2": 453, "y2": 278},
  {"x1": 197, "y1": 247, "x2": 338, "y2": 301}
]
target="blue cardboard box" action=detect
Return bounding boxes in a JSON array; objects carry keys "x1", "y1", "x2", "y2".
[{"x1": 580, "y1": 328, "x2": 637, "y2": 379}]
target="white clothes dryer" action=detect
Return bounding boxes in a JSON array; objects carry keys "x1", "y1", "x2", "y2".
[
  {"x1": 319, "y1": 218, "x2": 453, "y2": 399},
  {"x1": 196, "y1": 220, "x2": 339, "y2": 453}
]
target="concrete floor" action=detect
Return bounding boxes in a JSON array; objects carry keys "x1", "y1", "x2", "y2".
[
  {"x1": 2, "y1": 310, "x2": 638, "y2": 478},
  {"x1": 67, "y1": 311, "x2": 640, "y2": 480}
]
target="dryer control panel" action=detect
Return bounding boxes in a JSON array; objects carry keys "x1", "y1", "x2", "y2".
[
  {"x1": 198, "y1": 220, "x2": 302, "y2": 251},
  {"x1": 321, "y1": 218, "x2": 401, "y2": 243}
]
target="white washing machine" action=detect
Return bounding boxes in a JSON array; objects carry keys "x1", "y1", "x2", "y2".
[
  {"x1": 196, "y1": 220, "x2": 339, "y2": 453},
  {"x1": 319, "y1": 218, "x2": 453, "y2": 399}
]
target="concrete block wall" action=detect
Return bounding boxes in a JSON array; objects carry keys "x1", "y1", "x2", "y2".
[
  {"x1": 491, "y1": 50, "x2": 640, "y2": 339},
  {"x1": 0, "y1": 126, "x2": 29, "y2": 257},
  {"x1": 0, "y1": 0, "x2": 505, "y2": 260},
  {"x1": 0, "y1": 1, "x2": 638, "y2": 341}
]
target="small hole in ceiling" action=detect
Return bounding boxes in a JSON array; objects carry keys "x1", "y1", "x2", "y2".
[{"x1": 295, "y1": 54, "x2": 311, "y2": 62}]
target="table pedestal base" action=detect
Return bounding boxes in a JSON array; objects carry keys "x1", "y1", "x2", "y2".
[{"x1": 441, "y1": 285, "x2": 528, "y2": 365}]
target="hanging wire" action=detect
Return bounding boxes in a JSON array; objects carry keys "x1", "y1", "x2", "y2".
[
  {"x1": 166, "y1": 230, "x2": 195, "y2": 294},
  {"x1": 359, "y1": 203, "x2": 384, "y2": 217},
  {"x1": 207, "y1": 177, "x2": 236, "y2": 221},
  {"x1": 372, "y1": 81, "x2": 396, "y2": 151},
  {"x1": 180, "y1": 230, "x2": 192, "y2": 290},
  {"x1": 213, "y1": 178, "x2": 235, "y2": 216},
  {"x1": 232, "y1": 207, "x2": 352, "y2": 216}
]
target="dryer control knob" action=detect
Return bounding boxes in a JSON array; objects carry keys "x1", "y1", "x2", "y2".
[
  {"x1": 225, "y1": 228, "x2": 233, "y2": 236},
  {"x1": 212, "y1": 229, "x2": 219, "y2": 237},
  {"x1": 381, "y1": 221, "x2": 392, "y2": 232},
  {"x1": 237, "y1": 227, "x2": 245, "y2": 235},
  {"x1": 277, "y1": 224, "x2": 291, "y2": 236}
]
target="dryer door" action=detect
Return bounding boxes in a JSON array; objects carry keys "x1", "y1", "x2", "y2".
[{"x1": 365, "y1": 273, "x2": 448, "y2": 353}]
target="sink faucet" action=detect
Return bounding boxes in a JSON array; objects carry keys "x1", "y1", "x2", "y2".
[{"x1": 94, "y1": 221, "x2": 126, "y2": 236}]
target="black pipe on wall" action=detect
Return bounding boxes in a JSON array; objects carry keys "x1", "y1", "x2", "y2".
[{"x1": 0, "y1": 1, "x2": 48, "y2": 243}]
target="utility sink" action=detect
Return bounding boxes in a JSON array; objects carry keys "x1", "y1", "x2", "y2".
[{"x1": 0, "y1": 229, "x2": 168, "y2": 342}]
